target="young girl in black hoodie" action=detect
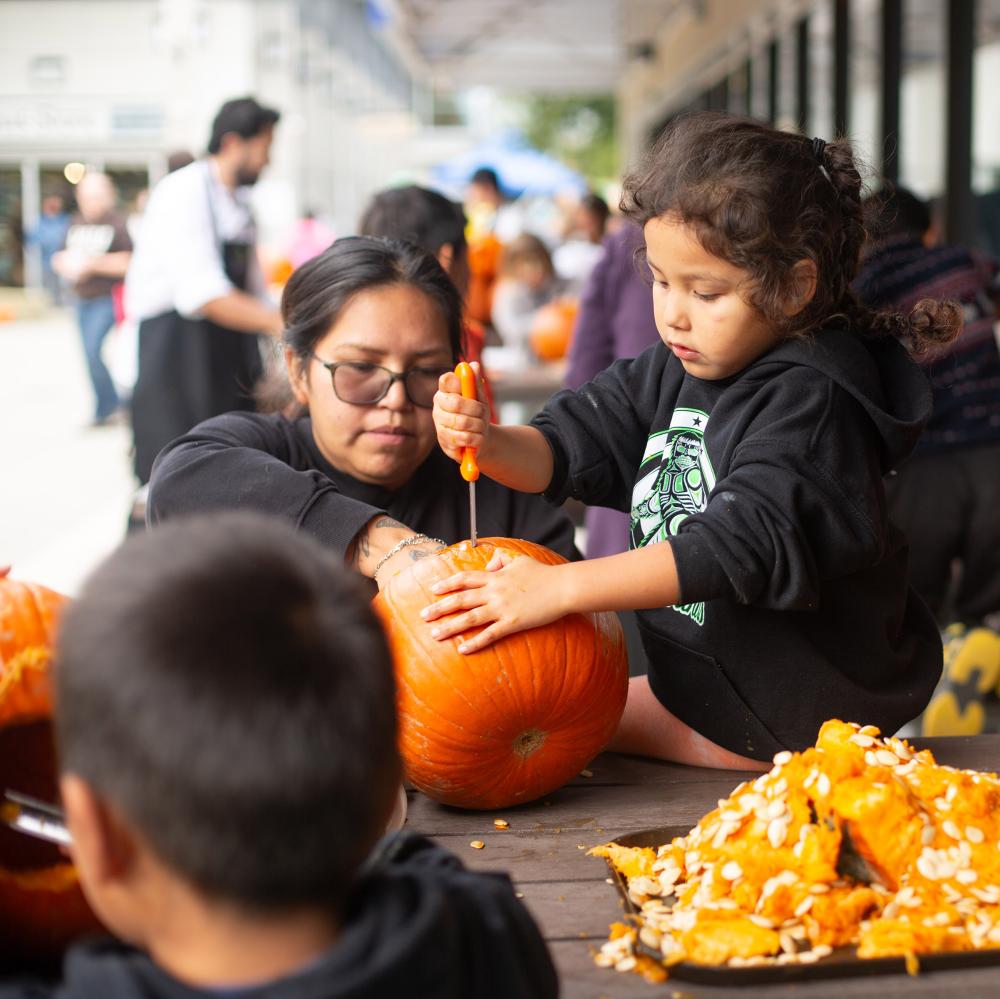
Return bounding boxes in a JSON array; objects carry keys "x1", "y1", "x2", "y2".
[{"x1": 426, "y1": 112, "x2": 961, "y2": 768}]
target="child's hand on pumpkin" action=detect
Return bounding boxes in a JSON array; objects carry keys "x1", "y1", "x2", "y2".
[
  {"x1": 420, "y1": 550, "x2": 569, "y2": 653},
  {"x1": 433, "y1": 363, "x2": 490, "y2": 466}
]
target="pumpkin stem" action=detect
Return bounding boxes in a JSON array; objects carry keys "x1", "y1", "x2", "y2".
[{"x1": 512, "y1": 728, "x2": 546, "y2": 759}]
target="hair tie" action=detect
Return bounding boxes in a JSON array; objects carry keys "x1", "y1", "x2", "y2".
[{"x1": 810, "y1": 136, "x2": 833, "y2": 184}]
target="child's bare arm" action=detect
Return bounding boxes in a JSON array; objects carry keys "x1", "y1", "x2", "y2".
[
  {"x1": 433, "y1": 365, "x2": 554, "y2": 494},
  {"x1": 422, "y1": 542, "x2": 682, "y2": 654}
]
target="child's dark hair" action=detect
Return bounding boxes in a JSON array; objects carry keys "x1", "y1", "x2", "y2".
[
  {"x1": 621, "y1": 111, "x2": 960, "y2": 355},
  {"x1": 282, "y1": 235, "x2": 464, "y2": 364},
  {"x1": 358, "y1": 185, "x2": 468, "y2": 263},
  {"x1": 55, "y1": 512, "x2": 400, "y2": 913}
]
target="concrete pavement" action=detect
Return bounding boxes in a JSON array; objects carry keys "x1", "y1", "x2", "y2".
[{"x1": 1, "y1": 309, "x2": 135, "y2": 595}]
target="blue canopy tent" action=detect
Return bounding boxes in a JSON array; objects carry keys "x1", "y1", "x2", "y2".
[{"x1": 430, "y1": 130, "x2": 587, "y2": 199}]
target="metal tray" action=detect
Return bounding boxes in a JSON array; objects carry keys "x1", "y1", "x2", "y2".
[{"x1": 603, "y1": 826, "x2": 1000, "y2": 984}]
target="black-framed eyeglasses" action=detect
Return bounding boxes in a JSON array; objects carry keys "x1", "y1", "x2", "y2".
[{"x1": 312, "y1": 356, "x2": 450, "y2": 409}]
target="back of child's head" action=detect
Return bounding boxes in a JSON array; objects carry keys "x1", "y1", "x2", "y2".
[
  {"x1": 622, "y1": 111, "x2": 959, "y2": 354},
  {"x1": 55, "y1": 511, "x2": 400, "y2": 914},
  {"x1": 358, "y1": 185, "x2": 468, "y2": 262}
]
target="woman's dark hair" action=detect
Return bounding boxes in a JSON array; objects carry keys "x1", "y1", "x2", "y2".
[
  {"x1": 282, "y1": 235, "x2": 464, "y2": 365},
  {"x1": 56, "y1": 512, "x2": 400, "y2": 913},
  {"x1": 621, "y1": 111, "x2": 960, "y2": 355}
]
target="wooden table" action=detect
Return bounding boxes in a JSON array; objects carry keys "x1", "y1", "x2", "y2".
[{"x1": 407, "y1": 736, "x2": 1000, "y2": 999}]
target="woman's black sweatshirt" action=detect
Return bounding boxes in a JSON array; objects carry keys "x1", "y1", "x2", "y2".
[
  {"x1": 147, "y1": 412, "x2": 577, "y2": 561},
  {"x1": 532, "y1": 326, "x2": 942, "y2": 758}
]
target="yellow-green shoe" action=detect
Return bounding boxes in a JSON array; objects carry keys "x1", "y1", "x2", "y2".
[{"x1": 920, "y1": 625, "x2": 1000, "y2": 737}]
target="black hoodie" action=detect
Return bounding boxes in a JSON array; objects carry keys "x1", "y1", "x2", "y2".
[
  {"x1": 532, "y1": 326, "x2": 941, "y2": 758},
  {"x1": 146, "y1": 412, "x2": 577, "y2": 561},
  {"x1": 0, "y1": 835, "x2": 557, "y2": 999}
]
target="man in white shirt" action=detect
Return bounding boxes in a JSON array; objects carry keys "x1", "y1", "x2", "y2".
[{"x1": 126, "y1": 96, "x2": 283, "y2": 484}]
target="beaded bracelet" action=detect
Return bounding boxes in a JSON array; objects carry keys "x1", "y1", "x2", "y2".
[{"x1": 372, "y1": 534, "x2": 445, "y2": 581}]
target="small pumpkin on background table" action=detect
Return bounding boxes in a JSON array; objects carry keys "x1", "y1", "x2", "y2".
[
  {"x1": 374, "y1": 538, "x2": 629, "y2": 810},
  {"x1": 0, "y1": 569, "x2": 101, "y2": 963},
  {"x1": 529, "y1": 297, "x2": 579, "y2": 362}
]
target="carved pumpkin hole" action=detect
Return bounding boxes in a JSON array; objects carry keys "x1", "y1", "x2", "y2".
[
  {"x1": 512, "y1": 727, "x2": 546, "y2": 759},
  {"x1": 0, "y1": 719, "x2": 66, "y2": 872}
]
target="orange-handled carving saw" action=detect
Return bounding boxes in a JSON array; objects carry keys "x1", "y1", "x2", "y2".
[{"x1": 455, "y1": 361, "x2": 480, "y2": 547}]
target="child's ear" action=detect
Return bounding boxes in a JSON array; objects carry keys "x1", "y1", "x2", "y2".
[
  {"x1": 284, "y1": 347, "x2": 311, "y2": 407},
  {"x1": 783, "y1": 259, "x2": 819, "y2": 317},
  {"x1": 60, "y1": 773, "x2": 136, "y2": 887}
]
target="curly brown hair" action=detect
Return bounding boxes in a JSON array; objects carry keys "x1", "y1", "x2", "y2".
[{"x1": 621, "y1": 112, "x2": 960, "y2": 356}]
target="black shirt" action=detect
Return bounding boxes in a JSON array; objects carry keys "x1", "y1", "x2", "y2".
[
  {"x1": 532, "y1": 325, "x2": 942, "y2": 758},
  {"x1": 0, "y1": 834, "x2": 558, "y2": 999},
  {"x1": 147, "y1": 411, "x2": 578, "y2": 561}
]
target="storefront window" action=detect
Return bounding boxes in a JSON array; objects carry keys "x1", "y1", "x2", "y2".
[
  {"x1": 973, "y1": 0, "x2": 1000, "y2": 255},
  {"x1": 899, "y1": 0, "x2": 946, "y2": 199},
  {"x1": 0, "y1": 167, "x2": 24, "y2": 288}
]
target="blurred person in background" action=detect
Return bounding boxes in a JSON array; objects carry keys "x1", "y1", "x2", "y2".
[
  {"x1": 359, "y1": 186, "x2": 486, "y2": 359},
  {"x1": 855, "y1": 183, "x2": 1000, "y2": 736},
  {"x1": 26, "y1": 192, "x2": 71, "y2": 304},
  {"x1": 52, "y1": 172, "x2": 132, "y2": 427},
  {"x1": 490, "y1": 233, "x2": 566, "y2": 365},
  {"x1": 126, "y1": 97, "x2": 283, "y2": 487},
  {"x1": 358, "y1": 184, "x2": 494, "y2": 418},
  {"x1": 287, "y1": 208, "x2": 335, "y2": 270},
  {"x1": 464, "y1": 167, "x2": 507, "y2": 328},
  {"x1": 553, "y1": 191, "x2": 610, "y2": 292},
  {"x1": 166, "y1": 149, "x2": 195, "y2": 174}
]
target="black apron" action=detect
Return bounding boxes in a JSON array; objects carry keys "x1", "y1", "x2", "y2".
[{"x1": 131, "y1": 178, "x2": 264, "y2": 484}]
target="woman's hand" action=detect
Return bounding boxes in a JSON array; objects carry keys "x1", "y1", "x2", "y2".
[
  {"x1": 420, "y1": 550, "x2": 570, "y2": 654},
  {"x1": 433, "y1": 363, "x2": 490, "y2": 466}
]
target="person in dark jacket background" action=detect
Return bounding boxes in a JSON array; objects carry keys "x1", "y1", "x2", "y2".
[
  {"x1": 855, "y1": 184, "x2": 1000, "y2": 737},
  {"x1": 427, "y1": 113, "x2": 961, "y2": 768},
  {"x1": 0, "y1": 513, "x2": 557, "y2": 999},
  {"x1": 147, "y1": 237, "x2": 577, "y2": 588}
]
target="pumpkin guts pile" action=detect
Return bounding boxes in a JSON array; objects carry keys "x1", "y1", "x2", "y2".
[{"x1": 592, "y1": 719, "x2": 1000, "y2": 980}]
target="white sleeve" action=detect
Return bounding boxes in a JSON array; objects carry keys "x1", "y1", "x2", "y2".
[{"x1": 153, "y1": 172, "x2": 234, "y2": 317}]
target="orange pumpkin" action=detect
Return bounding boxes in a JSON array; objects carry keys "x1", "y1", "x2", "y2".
[
  {"x1": 0, "y1": 570, "x2": 101, "y2": 960},
  {"x1": 529, "y1": 298, "x2": 579, "y2": 361},
  {"x1": 374, "y1": 538, "x2": 628, "y2": 809},
  {"x1": 466, "y1": 233, "x2": 503, "y2": 325}
]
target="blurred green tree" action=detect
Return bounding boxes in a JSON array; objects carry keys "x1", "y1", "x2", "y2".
[{"x1": 512, "y1": 95, "x2": 618, "y2": 189}]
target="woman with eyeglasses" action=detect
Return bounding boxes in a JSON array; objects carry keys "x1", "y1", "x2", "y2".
[{"x1": 146, "y1": 237, "x2": 576, "y2": 584}]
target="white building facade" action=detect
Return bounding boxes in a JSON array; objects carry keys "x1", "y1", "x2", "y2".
[{"x1": 0, "y1": 0, "x2": 469, "y2": 289}]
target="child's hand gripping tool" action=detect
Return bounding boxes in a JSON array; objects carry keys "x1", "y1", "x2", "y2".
[{"x1": 455, "y1": 362, "x2": 480, "y2": 547}]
